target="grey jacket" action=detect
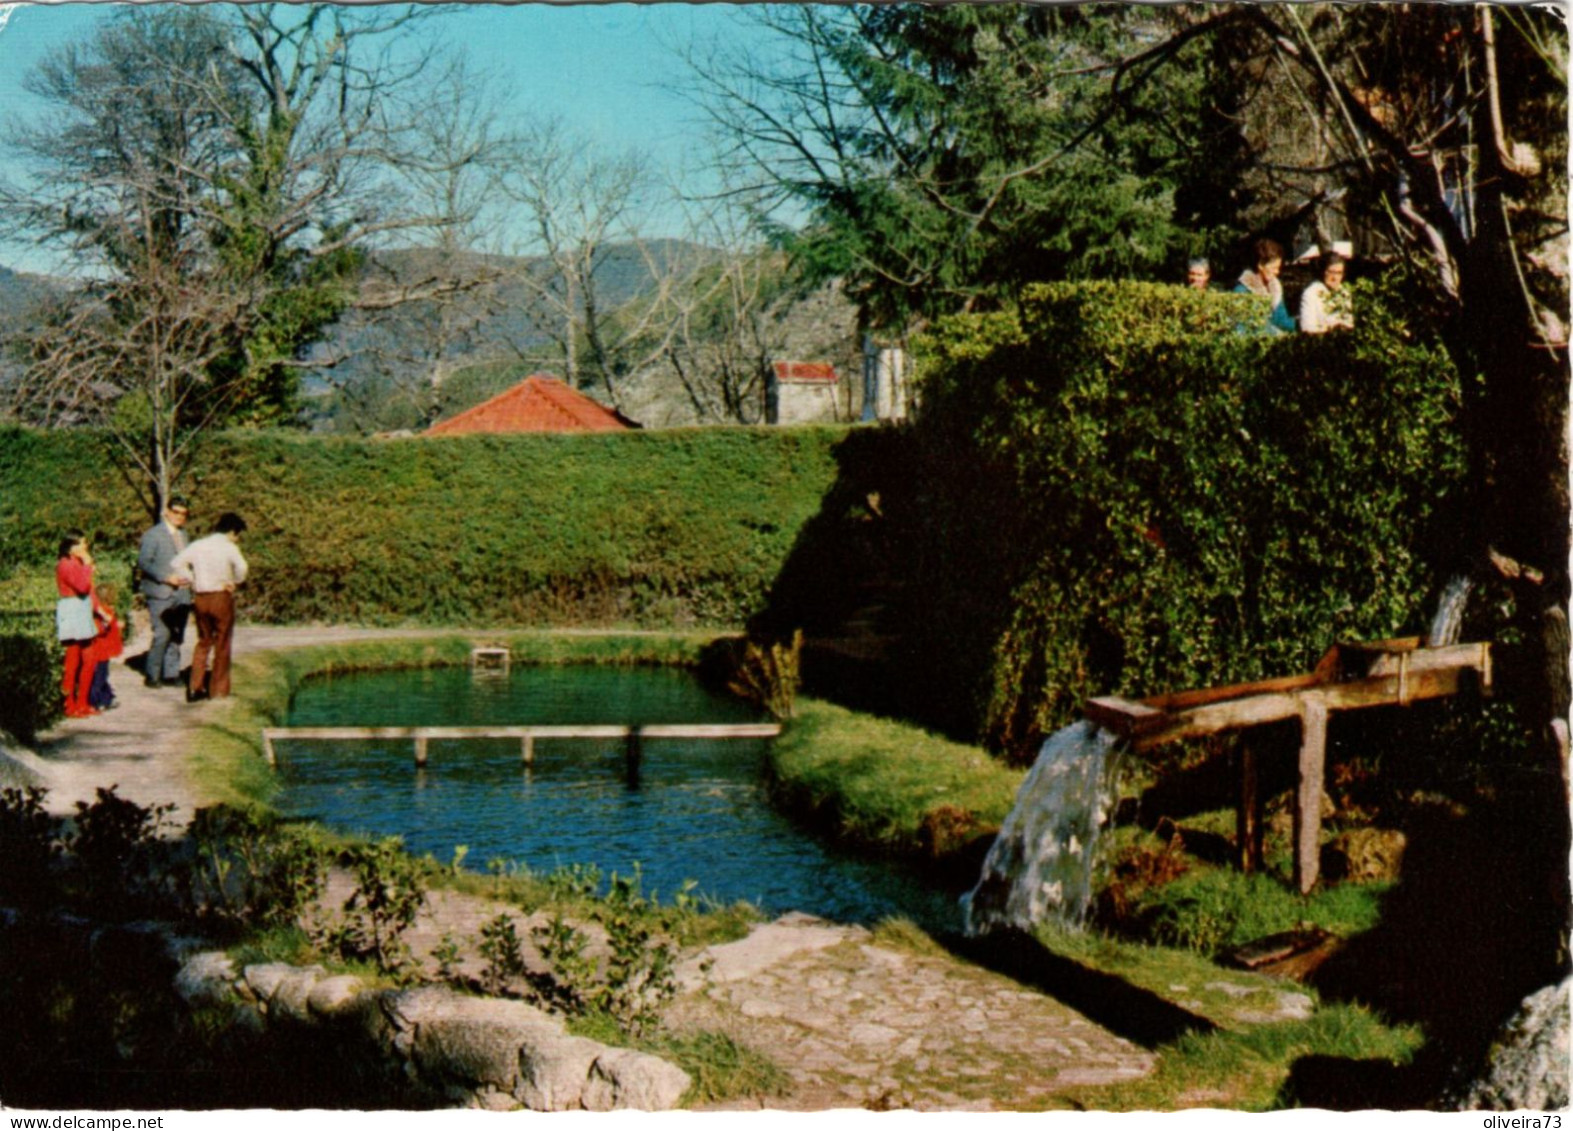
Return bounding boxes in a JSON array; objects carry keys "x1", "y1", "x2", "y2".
[{"x1": 138, "y1": 522, "x2": 192, "y2": 604}]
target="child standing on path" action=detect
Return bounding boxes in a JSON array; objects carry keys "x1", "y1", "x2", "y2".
[{"x1": 86, "y1": 583, "x2": 125, "y2": 710}]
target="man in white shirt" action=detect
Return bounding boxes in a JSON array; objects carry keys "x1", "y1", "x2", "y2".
[{"x1": 171, "y1": 512, "x2": 249, "y2": 702}]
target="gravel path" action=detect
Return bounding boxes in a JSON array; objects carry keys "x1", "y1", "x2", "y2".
[
  {"x1": 11, "y1": 624, "x2": 478, "y2": 817},
  {"x1": 9, "y1": 625, "x2": 1163, "y2": 1110}
]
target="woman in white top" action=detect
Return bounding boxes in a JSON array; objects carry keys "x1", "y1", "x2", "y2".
[{"x1": 1300, "y1": 252, "x2": 1354, "y2": 334}]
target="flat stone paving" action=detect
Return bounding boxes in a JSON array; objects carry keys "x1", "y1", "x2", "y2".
[
  {"x1": 7, "y1": 627, "x2": 1162, "y2": 1110},
  {"x1": 665, "y1": 915, "x2": 1155, "y2": 1110}
]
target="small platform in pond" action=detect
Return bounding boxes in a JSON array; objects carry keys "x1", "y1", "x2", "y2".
[{"x1": 470, "y1": 646, "x2": 511, "y2": 676}]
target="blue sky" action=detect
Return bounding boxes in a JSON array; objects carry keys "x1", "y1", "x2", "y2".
[{"x1": 0, "y1": 2, "x2": 786, "y2": 273}]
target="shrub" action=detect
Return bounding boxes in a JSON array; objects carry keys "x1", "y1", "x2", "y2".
[
  {"x1": 182, "y1": 805, "x2": 329, "y2": 930},
  {"x1": 707, "y1": 630, "x2": 802, "y2": 719},
  {"x1": 0, "y1": 633, "x2": 60, "y2": 744},
  {"x1": 0, "y1": 426, "x2": 847, "y2": 628},
  {"x1": 762, "y1": 278, "x2": 1466, "y2": 754},
  {"x1": 478, "y1": 913, "x2": 527, "y2": 995},
  {"x1": 0, "y1": 785, "x2": 61, "y2": 907},
  {"x1": 66, "y1": 786, "x2": 176, "y2": 915},
  {"x1": 524, "y1": 866, "x2": 683, "y2": 1040},
  {"x1": 314, "y1": 837, "x2": 429, "y2": 976}
]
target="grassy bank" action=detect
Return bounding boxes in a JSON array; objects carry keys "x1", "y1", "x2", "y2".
[{"x1": 766, "y1": 697, "x2": 1024, "y2": 856}]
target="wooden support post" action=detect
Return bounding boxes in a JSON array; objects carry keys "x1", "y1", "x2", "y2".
[
  {"x1": 521, "y1": 733, "x2": 535, "y2": 765},
  {"x1": 625, "y1": 727, "x2": 642, "y2": 787},
  {"x1": 414, "y1": 735, "x2": 429, "y2": 767},
  {"x1": 1236, "y1": 740, "x2": 1262, "y2": 873},
  {"x1": 1293, "y1": 698, "x2": 1329, "y2": 894},
  {"x1": 263, "y1": 732, "x2": 276, "y2": 767}
]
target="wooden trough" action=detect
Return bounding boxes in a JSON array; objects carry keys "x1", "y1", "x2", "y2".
[{"x1": 1084, "y1": 638, "x2": 1492, "y2": 893}]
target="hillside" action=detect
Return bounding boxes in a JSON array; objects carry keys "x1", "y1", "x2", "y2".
[{"x1": 0, "y1": 241, "x2": 863, "y2": 433}]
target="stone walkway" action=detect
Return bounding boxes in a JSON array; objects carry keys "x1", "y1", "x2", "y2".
[
  {"x1": 666, "y1": 915, "x2": 1155, "y2": 1110},
  {"x1": 6, "y1": 627, "x2": 1165, "y2": 1110}
]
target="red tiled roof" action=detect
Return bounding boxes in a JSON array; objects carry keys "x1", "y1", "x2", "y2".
[
  {"x1": 771, "y1": 361, "x2": 838, "y2": 384},
  {"x1": 426, "y1": 375, "x2": 637, "y2": 435}
]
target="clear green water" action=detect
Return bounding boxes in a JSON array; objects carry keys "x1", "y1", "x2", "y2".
[{"x1": 277, "y1": 665, "x2": 963, "y2": 927}]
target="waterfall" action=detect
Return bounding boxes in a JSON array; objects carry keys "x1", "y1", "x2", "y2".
[
  {"x1": 962, "y1": 720, "x2": 1124, "y2": 936},
  {"x1": 1428, "y1": 574, "x2": 1474, "y2": 647}
]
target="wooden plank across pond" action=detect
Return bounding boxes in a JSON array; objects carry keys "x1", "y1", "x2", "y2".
[
  {"x1": 261, "y1": 722, "x2": 782, "y2": 769},
  {"x1": 1082, "y1": 638, "x2": 1492, "y2": 893}
]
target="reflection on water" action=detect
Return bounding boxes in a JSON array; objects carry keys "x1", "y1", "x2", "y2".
[{"x1": 278, "y1": 666, "x2": 961, "y2": 927}]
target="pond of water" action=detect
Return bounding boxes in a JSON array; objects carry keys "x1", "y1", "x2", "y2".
[{"x1": 277, "y1": 665, "x2": 963, "y2": 927}]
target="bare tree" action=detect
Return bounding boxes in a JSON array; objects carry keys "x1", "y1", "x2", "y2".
[
  {"x1": 660, "y1": 189, "x2": 797, "y2": 424},
  {"x1": 499, "y1": 116, "x2": 691, "y2": 406},
  {"x1": 0, "y1": 4, "x2": 494, "y2": 507},
  {"x1": 313, "y1": 57, "x2": 522, "y2": 434}
]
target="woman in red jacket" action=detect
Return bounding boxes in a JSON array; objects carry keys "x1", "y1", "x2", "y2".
[{"x1": 55, "y1": 531, "x2": 97, "y2": 718}]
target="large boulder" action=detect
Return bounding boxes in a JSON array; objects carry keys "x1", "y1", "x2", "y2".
[
  {"x1": 582, "y1": 1047, "x2": 693, "y2": 1111},
  {"x1": 1450, "y1": 978, "x2": 1570, "y2": 1111},
  {"x1": 177, "y1": 960, "x2": 692, "y2": 1111}
]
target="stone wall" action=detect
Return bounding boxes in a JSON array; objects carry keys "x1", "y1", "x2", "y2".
[{"x1": 176, "y1": 952, "x2": 692, "y2": 1111}]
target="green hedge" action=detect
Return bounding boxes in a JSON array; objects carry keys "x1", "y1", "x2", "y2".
[
  {"x1": 925, "y1": 279, "x2": 1465, "y2": 751},
  {"x1": 0, "y1": 426, "x2": 846, "y2": 629},
  {"x1": 759, "y1": 280, "x2": 1467, "y2": 755}
]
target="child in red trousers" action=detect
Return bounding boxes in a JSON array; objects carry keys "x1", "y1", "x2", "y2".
[{"x1": 86, "y1": 584, "x2": 124, "y2": 711}]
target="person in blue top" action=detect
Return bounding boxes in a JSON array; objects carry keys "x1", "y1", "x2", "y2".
[{"x1": 1233, "y1": 238, "x2": 1296, "y2": 334}]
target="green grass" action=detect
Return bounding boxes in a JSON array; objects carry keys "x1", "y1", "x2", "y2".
[
  {"x1": 767, "y1": 696, "x2": 1024, "y2": 854},
  {"x1": 630, "y1": 1028, "x2": 794, "y2": 1106},
  {"x1": 1027, "y1": 922, "x2": 1421, "y2": 1110},
  {"x1": 434, "y1": 858, "x2": 761, "y2": 950},
  {"x1": 1072, "y1": 1005, "x2": 1422, "y2": 1111},
  {"x1": 1097, "y1": 821, "x2": 1391, "y2": 955}
]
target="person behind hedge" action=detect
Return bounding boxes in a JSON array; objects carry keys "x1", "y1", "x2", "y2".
[
  {"x1": 137, "y1": 495, "x2": 193, "y2": 688},
  {"x1": 86, "y1": 582, "x2": 124, "y2": 711},
  {"x1": 1233, "y1": 238, "x2": 1296, "y2": 334},
  {"x1": 1299, "y1": 251, "x2": 1354, "y2": 334},
  {"x1": 170, "y1": 512, "x2": 249, "y2": 703},
  {"x1": 55, "y1": 531, "x2": 98, "y2": 718},
  {"x1": 1185, "y1": 257, "x2": 1212, "y2": 291}
]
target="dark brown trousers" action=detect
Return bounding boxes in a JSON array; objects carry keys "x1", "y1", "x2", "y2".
[{"x1": 190, "y1": 590, "x2": 236, "y2": 698}]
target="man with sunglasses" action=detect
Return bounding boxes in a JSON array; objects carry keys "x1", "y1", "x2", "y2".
[{"x1": 136, "y1": 496, "x2": 194, "y2": 688}]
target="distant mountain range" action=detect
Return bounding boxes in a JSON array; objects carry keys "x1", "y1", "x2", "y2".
[
  {"x1": 0, "y1": 263, "x2": 66, "y2": 317},
  {"x1": 0, "y1": 239, "x2": 863, "y2": 428}
]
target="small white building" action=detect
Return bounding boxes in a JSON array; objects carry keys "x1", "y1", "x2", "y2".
[
  {"x1": 861, "y1": 336, "x2": 910, "y2": 422},
  {"x1": 767, "y1": 361, "x2": 840, "y2": 425}
]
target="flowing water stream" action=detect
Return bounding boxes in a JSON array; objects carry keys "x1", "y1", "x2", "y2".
[
  {"x1": 1428, "y1": 574, "x2": 1474, "y2": 647},
  {"x1": 961, "y1": 720, "x2": 1124, "y2": 935}
]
